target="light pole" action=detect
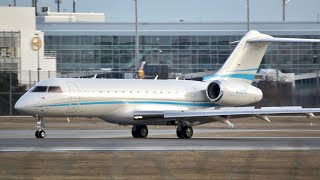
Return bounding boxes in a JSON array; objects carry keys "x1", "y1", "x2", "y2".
[
  {"x1": 283, "y1": 0, "x2": 290, "y2": 21},
  {"x1": 134, "y1": 0, "x2": 140, "y2": 72},
  {"x1": 73, "y1": 0, "x2": 76, "y2": 13},
  {"x1": 55, "y1": 0, "x2": 62, "y2": 12},
  {"x1": 32, "y1": 33, "x2": 42, "y2": 82},
  {"x1": 246, "y1": 0, "x2": 250, "y2": 31}
]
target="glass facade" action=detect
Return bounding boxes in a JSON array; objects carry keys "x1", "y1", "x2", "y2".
[
  {"x1": 0, "y1": 31, "x2": 20, "y2": 71},
  {"x1": 44, "y1": 35, "x2": 320, "y2": 74}
]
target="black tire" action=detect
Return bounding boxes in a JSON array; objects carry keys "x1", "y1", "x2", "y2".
[
  {"x1": 139, "y1": 126, "x2": 148, "y2": 138},
  {"x1": 132, "y1": 125, "x2": 148, "y2": 138},
  {"x1": 39, "y1": 130, "x2": 46, "y2": 138},
  {"x1": 132, "y1": 126, "x2": 140, "y2": 138},
  {"x1": 176, "y1": 128, "x2": 185, "y2": 139},
  {"x1": 181, "y1": 126, "x2": 193, "y2": 139},
  {"x1": 35, "y1": 130, "x2": 40, "y2": 138}
]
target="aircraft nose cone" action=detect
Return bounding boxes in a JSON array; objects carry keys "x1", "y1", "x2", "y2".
[{"x1": 14, "y1": 98, "x2": 27, "y2": 113}]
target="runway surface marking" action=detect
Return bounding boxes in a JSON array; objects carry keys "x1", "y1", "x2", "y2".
[
  {"x1": 1, "y1": 137, "x2": 320, "y2": 152},
  {"x1": 1, "y1": 129, "x2": 320, "y2": 138}
]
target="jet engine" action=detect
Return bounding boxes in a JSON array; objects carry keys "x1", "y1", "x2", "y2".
[{"x1": 206, "y1": 80, "x2": 263, "y2": 106}]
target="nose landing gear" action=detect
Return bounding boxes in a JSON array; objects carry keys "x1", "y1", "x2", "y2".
[{"x1": 35, "y1": 115, "x2": 46, "y2": 138}]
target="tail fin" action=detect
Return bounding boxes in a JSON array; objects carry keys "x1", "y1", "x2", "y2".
[
  {"x1": 203, "y1": 30, "x2": 320, "y2": 84},
  {"x1": 203, "y1": 30, "x2": 272, "y2": 84}
]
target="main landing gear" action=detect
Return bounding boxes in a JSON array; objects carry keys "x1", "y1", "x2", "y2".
[
  {"x1": 34, "y1": 115, "x2": 46, "y2": 138},
  {"x1": 176, "y1": 124, "x2": 193, "y2": 139},
  {"x1": 132, "y1": 125, "x2": 148, "y2": 138},
  {"x1": 131, "y1": 124, "x2": 193, "y2": 139}
]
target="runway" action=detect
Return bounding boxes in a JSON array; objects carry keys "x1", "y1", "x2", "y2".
[
  {"x1": 1, "y1": 129, "x2": 320, "y2": 151},
  {"x1": 1, "y1": 118, "x2": 320, "y2": 179}
]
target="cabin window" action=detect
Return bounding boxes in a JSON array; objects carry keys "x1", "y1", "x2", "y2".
[
  {"x1": 48, "y1": 86, "x2": 62, "y2": 93},
  {"x1": 32, "y1": 86, "x2": 48, "y2": 92}
]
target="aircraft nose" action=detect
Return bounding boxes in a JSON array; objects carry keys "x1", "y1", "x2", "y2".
[{"x1": 14, "y1": 97, "x2": 28, "y2": 113}]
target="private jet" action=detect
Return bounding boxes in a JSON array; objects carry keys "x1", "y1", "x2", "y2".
[{"x1": 14, "y1": 30, "x2": 320, "y2": 139}]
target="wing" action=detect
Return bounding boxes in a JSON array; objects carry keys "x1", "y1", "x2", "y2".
[{"x1": 134, "y1": 106, "x2": 320, "y2": 126}]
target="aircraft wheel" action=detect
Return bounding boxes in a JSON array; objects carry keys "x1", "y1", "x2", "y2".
[
  {"x1": 35, "y1": 130, "x2": 40, "y2": 138},
  {"x1": 132, "y1": 125, "x2": 148, "y2": 138},
  {"x1": 182, "y1": 126, "x2": 193, "y2": 139},
  {"x1": 176, "y1": 128, "x2": 185, "y2": 139},
  {"x1": 132, "y1": 126, "x2": 139, "y2": 138},
  {"x1": 139, "y1": 125, "x2": 148, "y2": 138},
  {"x1": 39, "y1": 130, "x2": 46, "y2": 138}
]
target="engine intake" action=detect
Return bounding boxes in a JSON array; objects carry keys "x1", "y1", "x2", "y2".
[
  {"x1": 206, "y1": 80, "x2": 263, "y2": 106},
  {"x1": 207, "y1": 81, "x2": 223, "y2": 101}
]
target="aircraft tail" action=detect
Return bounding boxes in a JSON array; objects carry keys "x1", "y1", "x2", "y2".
[{"x1": 203, "y1": 30, "x2": 320, "y2": 84}]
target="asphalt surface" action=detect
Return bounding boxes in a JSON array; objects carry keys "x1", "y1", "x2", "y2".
[
  {"x1": 0, "y1": 129, "x2": 320, "y2": 151},
  {"x1": 1, "y1": 117, "x2": 320, "y2": 179}
]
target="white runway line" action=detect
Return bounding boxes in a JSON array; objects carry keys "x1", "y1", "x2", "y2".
[
  {"x1": 1, "y1": 129, "x2": 320, "y2": 138},
  {"x1": 1, "y1": 146, "x2": 320, "y2": 152},
  {"x1": 197, "y1": 137, "x2": 320, "y2": 139}
]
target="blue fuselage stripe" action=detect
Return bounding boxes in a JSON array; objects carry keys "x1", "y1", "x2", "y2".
[
  {"x1": 203, "y1": 74, "x2": 256, "y2": 81},
  {"x1": 45, "y1": 101, "x2": 219, "y2": 107}
]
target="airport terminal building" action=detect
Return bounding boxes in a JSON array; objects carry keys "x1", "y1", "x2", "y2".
[
  {"x1": 1, "y1": 6, "x2": 320, "y2": 79},
  {"x1": 37, "y1": 12, "x2": 320, "y2": 77}
]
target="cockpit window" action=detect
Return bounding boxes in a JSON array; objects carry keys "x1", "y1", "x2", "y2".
[
  {"x1": 32, "y1": 86, "x2": 48, "y2": 92},
  {"x1": 48, "y1": 86, "x2": 62, "y2": 93}
]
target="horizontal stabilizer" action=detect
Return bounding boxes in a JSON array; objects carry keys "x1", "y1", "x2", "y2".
[{"x1": 248, "y1": 37, "x2": 320, "y2": 43}]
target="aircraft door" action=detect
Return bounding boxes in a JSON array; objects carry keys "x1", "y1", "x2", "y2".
[{"x1": 67, "y1": 82, "x2": 80, "y2": 113}]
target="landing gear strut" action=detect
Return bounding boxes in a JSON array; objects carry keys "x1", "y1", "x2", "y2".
[
  {"x1": 176, "y1": 124, "x2": 193, "y2": 139},
  {"x1": 132, "y1": 125, "x2": 148, "y2": 138},
  {"x1": 35, "y1": 115, "x2": 46, "y2": 138}
]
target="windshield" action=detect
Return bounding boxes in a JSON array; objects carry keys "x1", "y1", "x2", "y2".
[
  {"x1": 48, "y1": 86, "x2": 62, "y2": 93},
  {"x1": 32, "y1": 86, "x2": 48, "y2": 92}
]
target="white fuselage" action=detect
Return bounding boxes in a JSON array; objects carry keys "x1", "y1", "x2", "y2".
[{"x1": 15, "y1": 78, "x2": 220, "y2": 125}]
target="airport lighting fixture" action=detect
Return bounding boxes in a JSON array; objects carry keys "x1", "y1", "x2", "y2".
[
  {"x1": 55, "y1": 0, "x2": 62, "y2": 12},
  {"x1": 134, "y1": 0, "x2": 140, "y2": 72},
  {"x1": 33, "y1": 32, "x2": 42, "y2": 82},
  {"x1": 283, "y1": 0, "x2": 290, "y2": 21},
  {"x1": 73, "y1": 0, "x2": 76, "y2": 13},
  {"x1": 246, "y1": 0, "x2": 250, "y2": 31}
]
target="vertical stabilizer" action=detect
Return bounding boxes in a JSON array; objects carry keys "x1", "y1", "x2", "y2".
[{"x1": 203, "y1": 30, "x2": 272, "y2": 84}]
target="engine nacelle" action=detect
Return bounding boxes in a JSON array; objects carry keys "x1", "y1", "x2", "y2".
[{"x1": 206, "y1": 80, "x2": 263, "y2": 106}]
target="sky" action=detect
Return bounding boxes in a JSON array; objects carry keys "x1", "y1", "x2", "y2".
[{"x1": 1, "y1": 0, "x2": 320, "y2": 22}]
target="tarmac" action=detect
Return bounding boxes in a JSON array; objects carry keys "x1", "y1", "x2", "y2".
[{"x1": 0, "y1": 116, "x2": 320, "y2": 179}]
